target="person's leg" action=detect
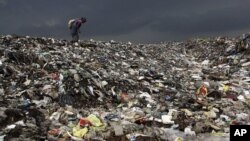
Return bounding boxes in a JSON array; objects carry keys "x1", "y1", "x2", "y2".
[
  {"x1": 72, "y1": 34, "x2": 77, "y2": 42},
  {"x1": 75, "y1": 33, "x2": 79, "y2": 42},
  {"x1": 70, "y1": 26, "x2": 78, "y2": 42}
]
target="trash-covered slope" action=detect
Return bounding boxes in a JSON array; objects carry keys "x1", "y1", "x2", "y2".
[{"x1": 0, "y1": 35, "x2": 249, "y2": 141}]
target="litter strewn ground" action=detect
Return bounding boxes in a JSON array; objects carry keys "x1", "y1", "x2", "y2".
[{"x1": 0, "y1": 34, "x2": 250, "y2": 141}]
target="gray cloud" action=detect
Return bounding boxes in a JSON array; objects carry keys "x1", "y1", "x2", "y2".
[
  {"x1": 0, "y1": 0, "x2": 7, "y2": 5},
  {"x1": 0, "y1": 0, "x2": 250, "y2": 43}
]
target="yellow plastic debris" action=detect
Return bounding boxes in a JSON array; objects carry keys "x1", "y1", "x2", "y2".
[
  {"x1": 223, "y1": 85, "x2": 229, "y2": 92},
  {"x1": 211, "y1": 130, "x2": 226, "y2": 136},
  {"x1": 72, "y1": 125, "x2": 88, "y2": 138},
  {"x1": 86, "y1": 114, "x2": 103, "y2": 127},
  {"x1": 175, "y1": 137, "x2": 183, "y2": 141}
]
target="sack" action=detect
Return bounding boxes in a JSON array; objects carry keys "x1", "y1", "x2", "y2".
[{"x1": 68, "y1": 19, "x2": 75, "y2": 28}]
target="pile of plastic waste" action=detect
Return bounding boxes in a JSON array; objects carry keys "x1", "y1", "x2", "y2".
[{"x1": 0, "y1": 34, "x2": 249, "y2": 141}]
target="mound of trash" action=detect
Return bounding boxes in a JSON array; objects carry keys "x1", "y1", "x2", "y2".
[{"x1": 0, "y1": 34, "x2": 250, "y2": 141}]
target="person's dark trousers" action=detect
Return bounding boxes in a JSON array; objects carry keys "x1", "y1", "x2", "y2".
[{"x1": 70, "y1": 26, "x2": 79, "y2": 42}]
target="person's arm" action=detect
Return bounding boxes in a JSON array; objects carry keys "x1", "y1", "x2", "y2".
[{"x1": 76, "y1": 21, "x2": 82, "y2": 28}]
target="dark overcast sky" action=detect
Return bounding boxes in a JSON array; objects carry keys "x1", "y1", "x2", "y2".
[{"x1": 1, "y1": 0, "x2": 250, "y2": 43}]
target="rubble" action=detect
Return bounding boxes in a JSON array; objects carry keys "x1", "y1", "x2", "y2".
[{"x1": 0, "y1": 34, "x2": 250, "y2": 140}]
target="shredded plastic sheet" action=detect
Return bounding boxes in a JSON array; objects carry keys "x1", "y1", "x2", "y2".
[
  {"x1": 86, "y1": 114, "x2": 103, "y2": 127},
  {"x1": 72, "y1": 125, "x2": 88, "y2": 138}
]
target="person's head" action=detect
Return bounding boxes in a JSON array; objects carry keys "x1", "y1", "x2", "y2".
[{"x1": 80, "y1": 17, "x2": 87, "y2": 23}]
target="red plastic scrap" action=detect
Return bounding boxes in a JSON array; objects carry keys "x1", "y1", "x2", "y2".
[
  {"x1": 79, "y1": 118, "x2": 92, "y2": 127},
  {"x1": 120, "y1": 92, "x2": 129, "y2": 102},
  {"x1": 49, "y1": 72, "x2": 60, "y2": 80},
  {"x1": 48, "y1": 128, "x2": 60, "y2": 135}
]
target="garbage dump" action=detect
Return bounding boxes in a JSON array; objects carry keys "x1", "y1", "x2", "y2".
[{"x1": 0, "y1": 34, "x2": 250, "y2": 141}]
